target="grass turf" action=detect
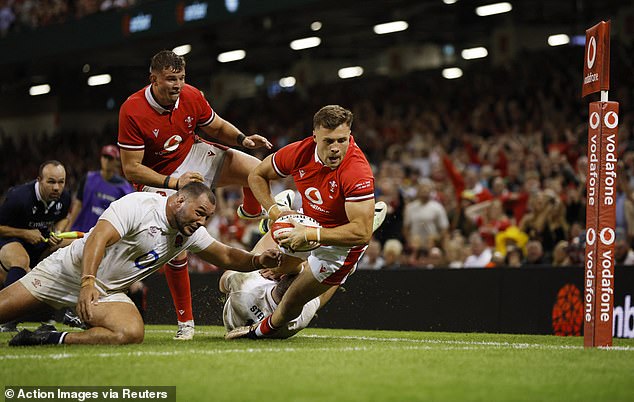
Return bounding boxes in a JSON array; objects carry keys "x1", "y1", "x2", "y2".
[{"x1": 1, "y1": 325, "x2": 633, "y2": 402}]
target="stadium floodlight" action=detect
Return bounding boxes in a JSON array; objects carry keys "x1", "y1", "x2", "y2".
[
  {"x1": 461, "y1": 47, "x2": 488, "y2": 60},
  {"x1": 217, "y1": 49, "x2": 246, "y2": 63},
  {"x1": 290, "y1": 37, "x2": 321, "y2": 50},
  {"x1": 442, "y1": 67, "x2": 463, "y2": 79},
  {"x1": 443, "y1": 0, "x2": 458, "y2": 4},
  {"x1": 279, "y1": 76, "x2": 296, "y2": 88},
  {"x1": 173, "y1": 44, "x2": 192, "y2": 56},
  {"x1": 338, "y1": 66, "x2": 363, "y2": 79},
  {"x1": 87, "y1": 74, "x2": 112, "y2": 87},
  {"x1": 548, "y1": 34, "x2": 570, "y2": 47},
  {"x1": 475, "y1": 2, "x2": 512, "y2": 16},
  {"x1": 29, "y1": 84, "x2": 51, "y2": 96},
  {"x1": 311, "y1": 21, "x2": 322, "y2": 31},
  {"x1": 373, "y1": 21, "x2": 408, "y2": 35}
]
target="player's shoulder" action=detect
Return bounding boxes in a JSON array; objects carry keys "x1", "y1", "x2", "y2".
[
  {"x1": 278, "y1": 137, "x2": 314, "y2": 158},
  {"x1": 5, "y1": 181, "x2": 36, "y2": 201},
  {"x1": 121, "y1": 87, "x2": 146, "y2": 106}
]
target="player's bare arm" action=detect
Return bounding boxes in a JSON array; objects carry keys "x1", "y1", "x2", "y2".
[
  {"x1": 199, "y1": 114, "x2": 272, "y2": 150},
  {"x1": 120, "y1": 148, "x2": 202, "y2": 189},
  {"x1": 279, "y1": 199, "x2": 374, "y2": 249},
  {"x1": 196, "y1": 240, "x2": 282, "y2": 272},
  {"x1": 247, "y1": 154, "x2": 286, "y2": 221},
  {"x1": 77, "y1": 219, "x2": 122, "y2": 323},
  {"x1": 0, "y1": 225, "x2": 45, "y2": 244}
]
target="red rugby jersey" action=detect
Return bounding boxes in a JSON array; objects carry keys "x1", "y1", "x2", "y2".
[
  {"x1": 118, "y1": 84, "x2": 215, "y2": 175},
  {"x1": 272, "y1": 135, "x2": 374, "y2": 228}
]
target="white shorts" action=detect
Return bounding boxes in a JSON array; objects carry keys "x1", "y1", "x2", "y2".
[
  {"x1": 19, "y1": 253, "x2": 134, "y2": 310},
  {"x1": 140, "y1": 140, "x2": 228, "y2": 194},
  {"x1": 281, "y1": 244, "x2": 367, "y2": 285}
]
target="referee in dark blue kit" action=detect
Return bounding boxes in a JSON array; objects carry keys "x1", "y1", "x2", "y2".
[{"x1": 0, "y1": 160, "x2": 71, "y2": 331}]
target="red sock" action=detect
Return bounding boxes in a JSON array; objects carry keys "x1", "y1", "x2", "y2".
[
  {"x1": 164, "y1": 258, "x2": 193, "y2": 323},
  {"x1": 254, "y1": 315, "x2": 278, "y2": 337},
  {"x1": 241, "y1": 187, "x2": 262, "y2": 216}
]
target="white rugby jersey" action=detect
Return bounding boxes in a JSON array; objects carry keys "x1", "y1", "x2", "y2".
[
  {"x1": 222, "y1": 271, "x2": 320, "y2": 338},
  {"x1": 54, "y1": 192, "x2": 214, "y2": 293}
]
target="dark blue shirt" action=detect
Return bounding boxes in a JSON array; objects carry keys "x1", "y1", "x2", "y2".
[{"x1": 0, "y1": 180, "x2": 71, "y2": 241}]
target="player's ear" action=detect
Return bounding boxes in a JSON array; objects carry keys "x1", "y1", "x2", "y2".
[{"x1": 312, "y1": 132, "x2": 317, "y2": 143}]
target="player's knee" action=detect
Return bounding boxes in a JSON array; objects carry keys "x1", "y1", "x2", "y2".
[{"x1": 117, "y1": 325, "x2": 144, "y2": 344}]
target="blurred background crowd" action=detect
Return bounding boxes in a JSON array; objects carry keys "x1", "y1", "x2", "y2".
[{"x1": 2, "y1": 40, "x2": 633, "y2": 271}]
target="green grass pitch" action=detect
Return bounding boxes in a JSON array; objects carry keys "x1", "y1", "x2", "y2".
[{"x1": 1, "y1": 325, "x2": 633, "y2": 402}]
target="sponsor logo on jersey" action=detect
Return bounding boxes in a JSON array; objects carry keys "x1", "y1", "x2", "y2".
[
  {"x1": 304, "y1": 187, "x2": 323, "y2": 205},
  {"x1": 31, "y1": 278, "x2": 42, "y2": 289},
  {"x1": 163, "y1": 135, "x2": 183, "y2": 153},
  {"x1": 152, "y1": 128, "x2": 160, "y2": 137},
  {"x1": 299, "y1": 169, "x2": 306, "y2": 178}
]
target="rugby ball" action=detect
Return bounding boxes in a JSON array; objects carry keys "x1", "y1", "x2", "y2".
[{"x1": 271, "y1": 213, "x2": 321, "y2": 252}]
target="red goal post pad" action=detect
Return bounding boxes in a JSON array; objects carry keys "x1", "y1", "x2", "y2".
[{"x1": 582, "y1": 21, "x2": 611, "y2": 98}]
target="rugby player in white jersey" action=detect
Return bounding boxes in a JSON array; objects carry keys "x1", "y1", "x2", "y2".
[{"x1": 0, "y1": 182, "x2": 282, "y2": 346}]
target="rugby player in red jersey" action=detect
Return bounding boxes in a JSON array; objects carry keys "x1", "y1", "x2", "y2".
[
  {"x1": 226, "y1": 105, "x2": 376, "y2": 339},
  {"x1": 118, "y1": 50, "x2": 272, "y2": 340}
]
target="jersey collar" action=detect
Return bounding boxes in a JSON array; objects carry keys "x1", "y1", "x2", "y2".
[
  {"x1": 144, "y1": 85, "x2": 180, "y2": 114},
  {"x1": 34, "y1": 181, "x2": 56, "y2": 213}
]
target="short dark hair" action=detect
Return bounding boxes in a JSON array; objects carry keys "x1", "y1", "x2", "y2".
[
  {"x1": 38, "y1": 160, "x2": 64, "y2": 178},
  {"x1": 150, "y1": 50, "x2": 186, "y2": 73},
  {"x1": 313, "y1": 105, "x2": 353, "y2": 130},
  {"x1": 178, "y1": 182, "x2": 216, "y2": 205}
]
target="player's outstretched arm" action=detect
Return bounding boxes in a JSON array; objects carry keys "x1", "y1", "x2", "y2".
[
  {"x1": 248, "y1": 155, "x2": 285, "y2": 221},
  {"x1": 196, "y1": 241, "x2": 283, "y2": 272},
  {"x1": 200, "y1": 115, "x2": 272, "y2": 150}
]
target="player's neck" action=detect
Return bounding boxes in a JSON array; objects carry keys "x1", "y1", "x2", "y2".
[{"x1": 150, "y1": 87, "x2": 175, "y2": 111}]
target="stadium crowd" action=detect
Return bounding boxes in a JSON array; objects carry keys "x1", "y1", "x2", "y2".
[
  {"x1": 1, "y1": 43, "x2": 633, "y2": 270},
  {"x1": 0, "y1": 0, "x2": 136, "y2": 37}
]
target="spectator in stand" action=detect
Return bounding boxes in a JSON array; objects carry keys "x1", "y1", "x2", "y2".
[
  {"x1": 382, "y1": 239, "x2": 403, "y2": 269},
  {"x1": 615, "y1": 228, "x2": 634, "y2": 266},
  {"x1": 551, "y1": 240, "x2": 572, "y2": 267},
  {"x1": 65, "y1": 145, "x2": 134, "y2": 232},
  {"x1": 463, "y1": 232, "x2": 492, "y2": 268},
  {"x1": 465, "y1": 199, "x2": 512, "y2": 248},
  {"x1": 522, "y1": 240, "x2": 549, "y2": 266},
  {"x1": 504, "y1": 246, "x2": 523, "y2": 268},
  {"x1": 403, "y1": 179, "x2": 449, "y2": 251},
  {"x1": 0, "y1": 0, "x2": 15, "y2": 37}
]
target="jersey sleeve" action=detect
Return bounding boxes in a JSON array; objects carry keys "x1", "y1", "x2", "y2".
[
  {"x1": 117, "y1": 101, "x2": 146, "y2": 151},
  {"x1": 187, "y1": 227, "x2": 215, "y2": 253},
  {"x1": 341, "y1": 156, "x2": 375, "y2": 202},
  {"x1": 271, "y1": 141, "x2": 302, "y2": 177},
  {"x1": 192, "y1": 87, "x2": 215, "y2": 127}
]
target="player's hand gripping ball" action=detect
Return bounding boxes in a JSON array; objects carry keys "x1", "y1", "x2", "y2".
[{"x1": 271, "y1": 213, "x2": 321, "y2": 252}]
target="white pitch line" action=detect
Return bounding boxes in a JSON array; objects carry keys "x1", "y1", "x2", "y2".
[
  {"x1": 2, "y1": 336, "x2": 632, "y2": 360},
  {"x1": 144, "y1": 329, "x2": 634, "y2": 351}
]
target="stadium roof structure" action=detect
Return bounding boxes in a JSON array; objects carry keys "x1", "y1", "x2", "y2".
[{"x1": 0, "y1": 0, "x2": 629, "y2": 110}]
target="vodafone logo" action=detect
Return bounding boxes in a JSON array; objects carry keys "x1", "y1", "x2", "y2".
[
  {"x1": 164, "y1": 135, "x2": 183, "y2": 152},
  {"x1": 587, "y1": 36, "x2": 596, "y2": 69},
  {"x1": 604, "y1": 111, "x2": 618, "y2": 129},
  {"x1": 304, "y1": 187, "x2": 324, "y2": 205},
  {"x1": 599, "y1": 227, "x2": 615, "y2": 245},
  {"x1": 586, "y1": 227, "x2": 596, "y2": 246},
  {"x1": 589, "y1": 112, "x2": 600, "y2": 130}
]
